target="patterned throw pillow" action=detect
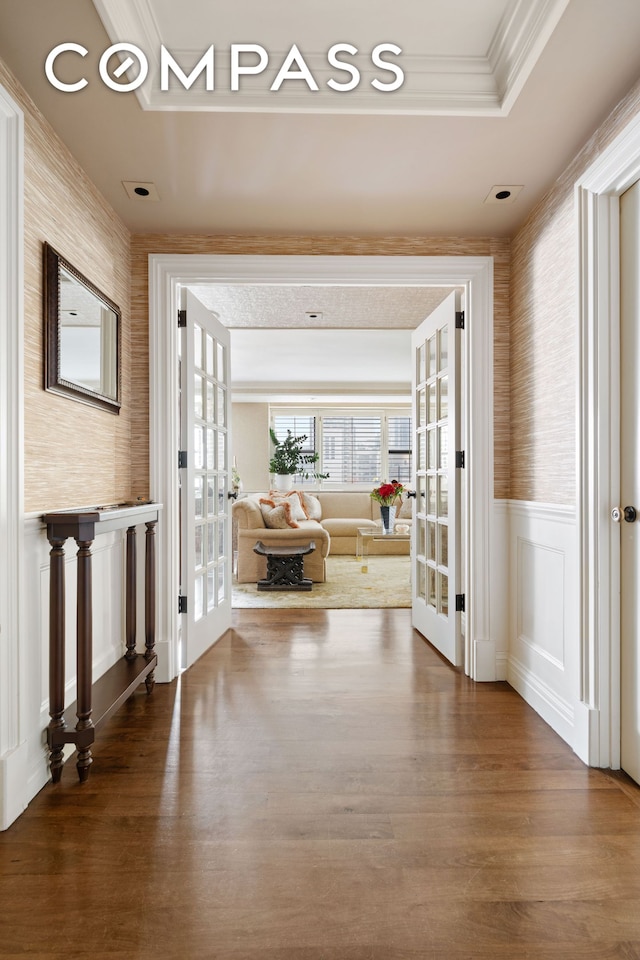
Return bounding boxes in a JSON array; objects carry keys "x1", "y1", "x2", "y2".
[
  {"x1": 267, "y1": 490, "x2": 308, "y2": 523},
  {"x1": 259, "y1": 498, "x2": 299, "y2": 529},
  {"x1": 398, "y1": 496, "x2": 413, "y2": 519}
]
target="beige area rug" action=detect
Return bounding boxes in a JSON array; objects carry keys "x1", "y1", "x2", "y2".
[{"x1": 232, "y1": 555, "x2": 411, "y2": 609}]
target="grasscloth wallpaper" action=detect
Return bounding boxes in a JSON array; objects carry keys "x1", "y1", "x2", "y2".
[
  {"x1": 0, "y1": 60, "x2": 133, "y2": 514},
  {"x1": 130, "y1": 235, "x2": 511, "y2": 500},
  {"x1": 510, "y1": 75, "x2": 640, "y2": 505}
]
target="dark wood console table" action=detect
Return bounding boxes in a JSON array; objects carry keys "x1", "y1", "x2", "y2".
[{"x1": 43, "y1": 502, "x2": 162, "y2": 783}]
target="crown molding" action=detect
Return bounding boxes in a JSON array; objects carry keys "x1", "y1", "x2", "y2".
[{"x1": 91, "y1": 0, "x2": 570, "y2": 116}]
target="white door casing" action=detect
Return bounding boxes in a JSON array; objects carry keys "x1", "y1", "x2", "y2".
[
  {"x1": 411, "y1": 292, "x2": 462, "y2": 666},
  {"x1": 179, "y1": 289, "x2": 232, "y2": 669},
  {"x1": 0, "y1": 82, "x2": 25, "y2": 830},
  {"x1": 149, "y1": 254, "x2": 495, "y2": 683},
  {"x1": 619, "y1": 179, "x2": 640, "y2": 784},
  {"x1": 576, "y1": 108, "x2": 640, "y2": 768}
]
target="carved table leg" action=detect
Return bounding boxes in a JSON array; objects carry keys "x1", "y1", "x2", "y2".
[
  {"x1": 75, "y1": 539, "x2": 94, "y2": 782},
  {"x1": 125, "y1": 525, "x2": 137, "y2": 661},
  {"x1": 144, "y1": 520, "x2": 157, "y2": 693},
  {"x1": 47, "y1": 536, "x2": 67, "y2": 782}
]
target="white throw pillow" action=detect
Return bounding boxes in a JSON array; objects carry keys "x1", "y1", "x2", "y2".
[
  {"x1": 259, "y1": 498, "x2": 299, "y2": 529},
  {"x1": 300, "y1": 492, "x2": 322, "y2": 520},
  {"x1": 398, "y1": 497, "x2": 413, "y2": 519},
  {"x1": 267, "y1": 490, "x2": 308, "y2": 523}
]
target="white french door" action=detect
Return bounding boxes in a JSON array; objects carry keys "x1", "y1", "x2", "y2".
[
  {"x1": 411, "y1": 292, "x2": 462, "y2": 666},
  {"x1": 179, "y1": 289, "x2": 232, "y2": 670},
  {"x1": 619, "y1": 179, "x2": 640, "y2": 784}
]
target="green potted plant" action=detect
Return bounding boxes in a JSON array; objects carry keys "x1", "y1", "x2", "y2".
[{"x1": 269, "y1": 428, "x2": 328, "y2": 490}]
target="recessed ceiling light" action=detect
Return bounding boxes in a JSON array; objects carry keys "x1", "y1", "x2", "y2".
[
  {"x1": 122, "y1": 180, "x2": 161, "y2": 201},
  {"x1": 483, "y1": 184, "x2": 524, "y2": 205}
]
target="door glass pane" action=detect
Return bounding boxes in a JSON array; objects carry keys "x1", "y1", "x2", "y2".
[
  {"x1": 438, "y1": 476, "x2": 448, "y2": 518},
  {"x1": 218, "y1": 431, "x2": 226, "y2": 470},
  {"x1": 427, "y1": 567, "x2": 436, "y2": 608},
  {"x1": 428, "y1": 383, "x2": 437, "y2": 424},
  {"x1": 218, "y1": 565, "x2": 226, "y2": 603},
  {"x1": 427, "y1": 476, "x2": 436, "y2": 515},
  {"x1": 417, "y1": 475, "x2": 426, "y2": 514},
  {"x1": 194, "y1": 476, "x2": 203, "y2": 519},
  {"x1": 427, "y1": 429, "x2": 436, "y2": 469},
  {"x1": 206, "y1": 381, "x2": 214, "y2": 421},
  {"x1": 216, "y1": 341, "x2": 225, "y2": 379},
  {"x1": 206, "y1": 333, "x2": 214, "y2": 375},
  {"x1": 194, "y1": 324, "x2": 202, "y2": 371},
  {"x1": 194, "y1": 426, "x2": 204, "y2": 469},
  {"x1": 195, "y1": 523, "x2": 204, "y2": 569},
  {"x1": 207, "y1": 569, "x2": 215, "y2": 612},
  {"x1": 439, "y1": 326, "x2": 448, "y2": 371},
  {"x1": 438, "y1": 426, "x2": 448, "y2": 470},
  {"x1": 428, "y1": 336, "x2": 436, "y2": 378},
  {"x1": 206, "y1": 428, "x2": 215, "y2": 470},
  {"x1": 218, "y1": 517, "x2": 226, "y2": 557},
  {"x1": 418, "y1": 343, "x2": 426, "y2": 383},
  {"x1": 207, "y1": 479, "x2": 214, "y2": 517},
  {"x1": 439, "y1": 522, "x2": 448, "y2": 568},
  {"x1": 194, "y1": 375, "x2": 203, "y2": 419},
  {"x1": 418, "y1": 388, "x2": 426, "y2": 427},
  {"x1": 439, "y1": 376, "x2": 448, "y2": 420},
  {"x1": 417, "y1": 560, "x2": 426, "y2": 601},
  {"x1": 217, "y1": 386, "x2": 226, "y2": 426},
  {"x1": 418, "y1": 431, "x2": 426, "y2": 470},
  {"x1": 439, "y1": 573, "x2": 449, "y2": 616},
  {"x1": 207, "y1": 521, "x2": 215, "y2": 564},
  {"x1": 427, "y1": 521, "x2": 436, "y2": 563},
  {"x1": 417, "y1": 518, "x2": 426, "y2": 556},
  {"x1": 219, "y1": 474, "x2": 227, "y2": 512}
]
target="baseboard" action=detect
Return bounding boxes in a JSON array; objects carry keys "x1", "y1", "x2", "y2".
[
  {"x1": 507, "y1": 654, "x2": 574, "y2": 745},
  {"x1": 0, "y1": 741, "x2": 29, "y2": 831}
]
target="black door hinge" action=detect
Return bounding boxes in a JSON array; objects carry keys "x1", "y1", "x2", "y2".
[
  {"x1": 456, "y1": 450, "x2": 465, "y2": 469},
  {"x1": 178, "y1": 595, "x2": 187, "y2": 614},
  {"x1": 178, "y1": 309, "x2": 187, "y2": 328},
  {"x1": 455, "y1": 311, "x2": 465, "y2": 329},
  {"x1": 178, "y1": 450, "x2": 187, "y2": 469},
  {"x1": 455, "y1": 594, "x2": 465, "y2": 613}
]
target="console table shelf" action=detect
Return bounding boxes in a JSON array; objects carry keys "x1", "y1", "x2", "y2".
[{"x1": 43, "y1": 501, "x2": 162, "y2": 783}]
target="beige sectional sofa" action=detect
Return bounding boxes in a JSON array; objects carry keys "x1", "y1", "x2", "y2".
[{"x1": 232, "y1": 490, "x2": 412, "y2": 583}]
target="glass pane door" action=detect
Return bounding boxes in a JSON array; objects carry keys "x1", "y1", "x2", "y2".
[
  {"x1": 180, "y1": 289, "x2": 232, "y2": 669},
  {"x1": 411, "y1": 292, "x2": 461, "y2": 665}
]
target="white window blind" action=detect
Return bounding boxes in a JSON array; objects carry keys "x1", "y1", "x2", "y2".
[
  {"x1": 388, "y1": 415, "x2": 412, "y2": 483},
  {"x1": 272, "y1": 416, "x2": 316, "y2": 454},
  {"x1": 322, "y1": 416, "x2": 381, "y2": 483}
]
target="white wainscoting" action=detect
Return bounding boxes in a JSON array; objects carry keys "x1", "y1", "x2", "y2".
[
  {"x1": 505, "y1": 500, "x2": 579, "y2": 749},
  {"x1": 15, "y1": 516, "x2": 145, "y2": 812}
]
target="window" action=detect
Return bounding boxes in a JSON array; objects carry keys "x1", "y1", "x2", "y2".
[{"x1": 271, "y1": 409, "x2": 412, "y2": 486}]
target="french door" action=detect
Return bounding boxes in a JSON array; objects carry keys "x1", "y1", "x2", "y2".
[
  {"x1": 411, "y1": 292, "x2": 463, "y2": 666},
  {"x1": 619, "y1": 179, "x2": 640, "y2": 784},
  {"x1": 179, "y1": 289, "x2": 232, "y2": 670}
]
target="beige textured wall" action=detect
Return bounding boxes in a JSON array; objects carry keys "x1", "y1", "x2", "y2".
[
  {"x1": 231, "y1": 402, "x2": 270, "y2": 492},
  {"x1": 511, "y1": 77, "x2": 640, "y2": 505},
  {"x1": 131, "y1": 235, "x2": 511, "y2": 499},
  {"x1": 0, "y1": 59, "x2": 133, "y2": 514}
]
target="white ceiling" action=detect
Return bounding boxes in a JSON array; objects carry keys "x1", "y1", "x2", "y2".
[{"x1": 2, "y1": 0, "x2": 640, "y2": 396}]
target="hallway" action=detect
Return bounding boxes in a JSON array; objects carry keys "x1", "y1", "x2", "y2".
[{"x1": 2, "y1": 608, "x2": 640, "y2": 958}]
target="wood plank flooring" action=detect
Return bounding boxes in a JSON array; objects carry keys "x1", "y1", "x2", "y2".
[{"x1": 3, "y1": 608, "x2": 640, "y2": 959}]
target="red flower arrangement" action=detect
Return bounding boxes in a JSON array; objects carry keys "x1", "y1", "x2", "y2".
[{"x1": 370, "y1": 480, "x2": 405, "y2": 506}]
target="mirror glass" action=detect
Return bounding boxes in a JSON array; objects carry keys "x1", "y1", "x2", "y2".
[{"x1": 44, "y1": 244, "x2": 121, "y2": 414}]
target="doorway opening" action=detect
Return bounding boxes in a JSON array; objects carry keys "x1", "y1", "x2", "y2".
[{"x1": 149, "y1": 254, "x2": 495, "y2": 685}]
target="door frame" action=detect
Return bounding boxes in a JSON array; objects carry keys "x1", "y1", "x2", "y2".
[
  {"x1": 149, "y1": 254, "x2": 495, "y2": 683},
  {"x1": 0, "y1": 82, "x2": 25, "y2": 830},
  {"x1": 576, "y1": 109, "x2": 640, "y2": 768}
]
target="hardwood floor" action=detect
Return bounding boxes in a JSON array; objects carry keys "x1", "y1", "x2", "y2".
[{"x1": 3, "y1": 608, "x2": 640, "y2": 959}]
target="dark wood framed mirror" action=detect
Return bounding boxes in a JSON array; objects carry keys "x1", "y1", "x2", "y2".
[{"x1": 43, "y1": 243, "x2": 121, "y2": 414}]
